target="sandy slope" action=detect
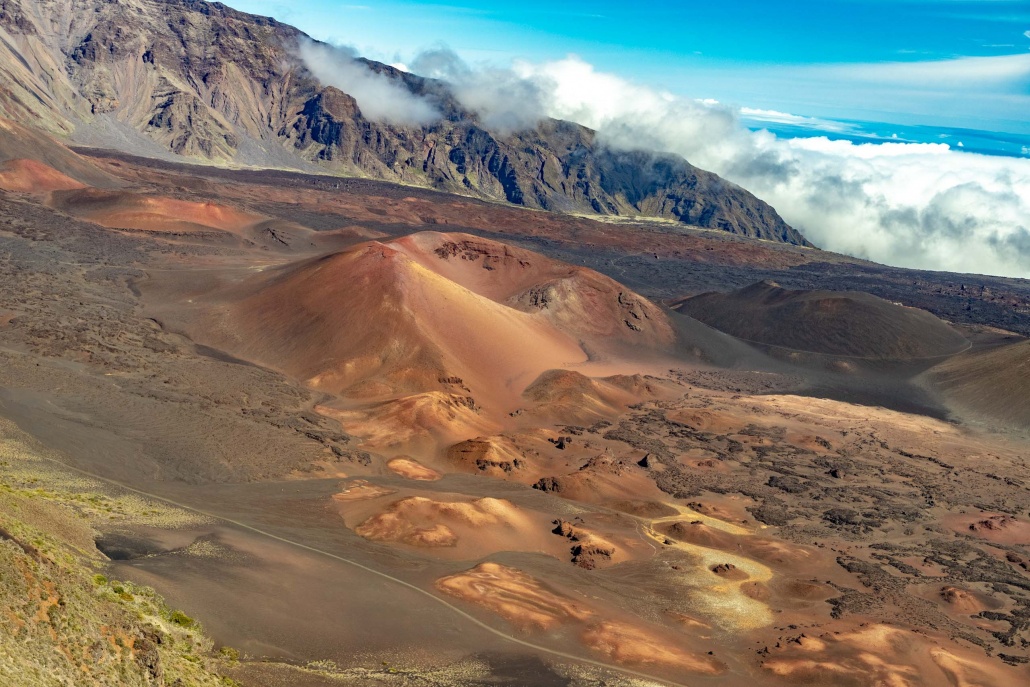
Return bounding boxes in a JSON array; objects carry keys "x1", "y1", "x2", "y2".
[
  {"x1": 520, "y1": 369, "x2": 678, "y2": 424},
  {"x1": 0, "y1": 118, "x2": 120, "y2": 188},
  {"x1": 923, "y1": 339, "x2": 1030, "y2": 429},
  {"x1": 676, "y1": 280, "x2": 969, "y2": 359},
  {"x1": 195, "y1": 233, "x2": 676, "y2": 421},
  {"x1": 391, "y1": 232, "x2": 676, "y2": 355},
  {"x1": 49, "y1": 188, "x2": 266, "y2": 234},
  {"x1": 0, "y1": 158, "x2": 86, "y2": 192}
]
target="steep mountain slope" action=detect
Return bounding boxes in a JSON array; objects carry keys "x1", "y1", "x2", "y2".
[
  {"x1": 0, "y1": 0, "x2": 807, "y2": 244},
  {"x1": 674, "y1": 280, "x2": 970, "y2": 359}
]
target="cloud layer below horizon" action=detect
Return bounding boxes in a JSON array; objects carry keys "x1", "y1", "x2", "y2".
[
  {"x1": 300, "y1": 44, "x2": 1030, "y2": 278},
  {"x1": 521, "y1": 56, "x2": 1030, "y2": 278}
]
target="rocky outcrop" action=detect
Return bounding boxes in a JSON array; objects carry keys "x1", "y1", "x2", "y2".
[
  {"x1": 0, "y1": 0, "x2": 808, "y2": 244},
  {"x1": 551, "y1": 519, "x2": 616, "y2": 569}
]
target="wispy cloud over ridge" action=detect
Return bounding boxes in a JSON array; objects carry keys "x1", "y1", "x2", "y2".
[
  {"x1": 296, "y1": 40, "x2": 1030, "y2": 278},
  {"x1": 298, "y1": 40, "x2": 440, "y2": 126},
  {"x1": 410, "y1": 47, "x2": 548, "y2": 134}
]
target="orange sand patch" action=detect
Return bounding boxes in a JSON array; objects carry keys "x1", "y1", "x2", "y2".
[
  {"x1": 385, "y1": 457, "x2": 441, "y2": 481},
  {"x1": 331, "y1": 480, "x2": 396, "y2": 502},
  {"x1": 931, "y1": 647, "x2": 1025, "y2": 687},
  {"x1": 520, "y1": 370, "x2": 678, "y2": 424},
  {"x1": 937, "y1": 586, "x2": 987, "y2": 615},
  {"x1": 51, "y1": 189, "x2": 265, "y2": 233},
  {"x1": 318, "y1": 393, "x2": 501, "y2": 453},
  {"x1": 0, "y1": 158, "x2": 86, "y2": 192},
  {"x1": 659, "y1": 520, "x2": 739, "y2": 550},
  {"x1": 751, "y1": 394, "x2": 961, "y2": 438},
  {"x1": 761, "y1": 623, "x2": 1026, "y2": 687},
  {"x1": 951, "y1": 513, "x2": 1030, "y2": 545},
  {"x1": 435, "y1": 562, "x2": 593, "y2": 631},
  {"x1": 742, "y1": 538, "x2": 816, "y2": 568},
  {"x1": 447, "y1": 435, "x2": 528, "y2": 478},
  {"x1": 352, "y1": 496, "x2": 555, "y2": 560},
  {"x1": 437, "y1": 563, "x2": 727, "y2": 675},
  {"x1": 581, "y1": 620, "x2": 725, "y2": 675},
  {"x1": 777, "y1": 579, "x2": 836, "y2": 602},
  {"x1": 665, "y1": 611, "x2": 712, "y2": 631}
]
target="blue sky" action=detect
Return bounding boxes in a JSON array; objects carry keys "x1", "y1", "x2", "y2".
[{"x1": 232, "y1": 0, "x2": 1030, "y2": 134}]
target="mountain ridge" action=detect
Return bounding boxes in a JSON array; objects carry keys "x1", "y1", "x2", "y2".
[{"x1": 0, "y1": 0, "x2": 810, "y2": 245}]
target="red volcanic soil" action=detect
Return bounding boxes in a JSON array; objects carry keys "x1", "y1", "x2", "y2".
[
  {"x1": 950, "y1": 513, "x2": 1030, "y2": 545},
  {"x1": 196, "y1": 232, "x2": 674, "y2": 413},
  {"x1": 0, "y1": 158, "x2": 86, "y2": 193},
  {"x1": 0, "y1": 118, "x2": 120, "y2": 188},
  {"x1": 345, "y1": 495, "x2": 575, "y2": 561},
  {"x1": 317, "y1": 393, "x2": 502, "y2": 454},
  {"x1": 521, "y1": 369, "x2": 678, "y2": 424},
  {"x1": 937, "y1": 586, "x2": 988, "y2": 615},
  {"x1": 49, "y1": 188, "x2": 266, "y2": 234},
  {"x1": 385, "y1": 457, "x2": 441, "y2": 481},
  {"x1": 447, "y1": 435, "x2": 531, "y2": 478},
  {"x1": 674, "y1": 280, "x2": 969, "y2": 359},
  {"x1": 389, "y1": 232, "x2": 676, "y2": 356}
]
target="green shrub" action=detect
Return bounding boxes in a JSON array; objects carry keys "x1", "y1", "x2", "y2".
[
  {"x1": 168, "y1": 609, "x2": 195, "y2": 628},
  {"x1": 218, "y1": 646, "x2": 240, "y2": 663}
]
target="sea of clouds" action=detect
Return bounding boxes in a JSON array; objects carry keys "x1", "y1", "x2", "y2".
[{"x1": 300, "y1": 42, "x2": 1030, "y2": 279}]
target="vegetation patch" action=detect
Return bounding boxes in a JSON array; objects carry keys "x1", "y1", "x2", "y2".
[{"x1": 0, "y1": 420, "x2": 237, "y2": 686}]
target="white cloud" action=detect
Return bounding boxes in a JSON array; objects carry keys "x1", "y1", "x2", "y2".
[
  {"x1": 737, "y1": 137, "x2": 1030, "y2": 277},
  {"x1": 739, "y1": 108, "x2": 852, "y2": 133},
  {"x1": 297, "y1": 40, "x2": 440, "y2": 126},
  {"x1": 301, "y1": 42, "x2": 1030, "y2": 278},
  {"x1": 410, "y1": 48, "x2": 548, "y2": 134},
  {"x1": 825, "y1": 53, "x2": 1030, "y2": 90},
  {"x1": 466, "y1": 55, "x2": 1030, "y2": 278}
]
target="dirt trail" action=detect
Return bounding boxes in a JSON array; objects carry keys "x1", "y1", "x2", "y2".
[{"x1": 26, "y1": 445, "x2": 699, "y2": 687}]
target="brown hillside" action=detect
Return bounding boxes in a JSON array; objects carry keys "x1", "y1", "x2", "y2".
[
  {"x1": 0, "y1": 118, "x2": 119, "y2": 189},
  {"x1": 187, "y1": 233, "x2": 676, "y2": 435},
  {"x1": 675, "y1": 280, "x2": 968, "y2": 359},
  {"x1": 923, "y1": 339, "x2": 1030, "y2": 428},
  {"x1": 49, "y1": 188, "x2": 266, "y2": 234},
  {"x1": 198, "y1": 233, "x2": 673, "y2": 415}
]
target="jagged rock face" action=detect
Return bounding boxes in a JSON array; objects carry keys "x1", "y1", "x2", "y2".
[{"x1": 0, "y1": 0, "x2": 808, "y2": 244}]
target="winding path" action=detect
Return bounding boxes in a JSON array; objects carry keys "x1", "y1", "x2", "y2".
[{"x1": 31, "y1": 449, "x2": 697, "y2": 687}]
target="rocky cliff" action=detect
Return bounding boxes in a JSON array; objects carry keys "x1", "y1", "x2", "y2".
[{"x1": 0, "y1": 0, "x2": 809, "y2": 244}]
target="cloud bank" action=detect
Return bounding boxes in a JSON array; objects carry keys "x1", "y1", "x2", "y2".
[
  {"x1": 513, "y1": 57, "x2": 1030, "y2": 278},
  {"x1": 299, "y1": 41, "x2": 1030, "y2": 278},
  {"x1": 410, "y1": 48, "x2": 548, "y2": 134},
  {"x1": 298, "y1": 40, "x2": 439, "y2": 126},
  {"x1": 536, "y1": 58, "x2": 1030, "y2": 277}
]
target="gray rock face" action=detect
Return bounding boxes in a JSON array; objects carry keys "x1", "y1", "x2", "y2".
[{"x1": 0, "y1": 0, "x2": 809, "y2": 244}]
